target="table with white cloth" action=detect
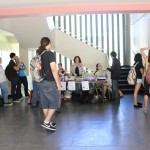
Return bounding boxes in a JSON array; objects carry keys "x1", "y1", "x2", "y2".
[{"x1": 60, "y1": 76, "x2": 107, "y2": 100}]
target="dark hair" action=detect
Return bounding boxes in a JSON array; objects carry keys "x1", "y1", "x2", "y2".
[
  {"x1": 74, "y1": 56, "x2": 81, "y2": 63},
  {"x1": 134, "y1": 53, "x2": 142, "y2": 64},
  {"x1": 148, "y1": 51, "x2": 150, "y2": 63},
  {"x1": 10, "y1": 52, "x2": 16, "y2": 58},
  {"x1": 94, "y1": 63, "x2": 102, "y2": 75},
  {"x1": 58, "y1": 63, "x2": 62, "y2": 66},
  {"x1": 96, "y1": 63, "x2": 100, "y2": 71},
  {"x1": 37, "y1": 37, "x2": 51, "y2": 54},
  {"x1": 110, "y1": 51, "x2": 117, "y2": 58}
]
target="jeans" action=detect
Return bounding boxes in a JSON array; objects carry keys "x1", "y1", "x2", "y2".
[
  {"x1": 32, "y1": 80, "x2": 39, "y2": 106},
  {"x1": 112, "y1": 80, "x2": 119, "y2": 101},
  {"x1": 10, "y1": 77, "x2": 21, "y2": 101},
  {"x1": 19, "y1": 76, "x2": 29, "y2": 96},
  {"x1": 0, "y1": 81, "x2": 8, "y2": 103}
]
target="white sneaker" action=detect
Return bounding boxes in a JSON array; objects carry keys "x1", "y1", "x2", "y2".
[
  {"x1": 19, "y1": 97, "x2": 23, "y2": 101},
  {"x1": 4, "y1": 102, "x2": 13, "y2": 106},
  {"x1": 143, "y1": 108, "x2": 148, "y2": 114}
]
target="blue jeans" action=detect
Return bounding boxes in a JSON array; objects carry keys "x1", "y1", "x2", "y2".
[
  {"x1": 32, "y1": 81, "x2": 39, "y2": 106},
  {"x1": 0, "y1": 81, "x2": 8, "y2": 103},
  {"x1": 112, "y1": 80, "x2": 119, "y2": 101}
]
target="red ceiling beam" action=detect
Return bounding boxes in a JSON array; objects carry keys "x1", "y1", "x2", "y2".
[{"x1": 0, "y1": 4, "x2": 150, "y2": 17}]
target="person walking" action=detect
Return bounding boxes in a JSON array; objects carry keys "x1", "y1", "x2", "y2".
[{"x1": 37, "y1": 37, "x2": 61, "y2": 131}]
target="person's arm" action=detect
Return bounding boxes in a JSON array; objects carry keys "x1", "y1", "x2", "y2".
[
  {"x1": 140, "y1": 68, "x2": 144, "y2": 74},
  {"x1": 70, "y1": 65, "x2": 76, "y2": 76},
  {"x1": 140, "y1": 48, "x2": 149, "y2": 61},
  {"x1": 50, "y1": 62, "x2": 61, "y2": 90},
  {"x1": 107, "y1": 60, "x2": 116, "y2": 72},
  {"x1": 22, "y1": 63, "x2": 26, "y2": 70},
  {"x1": 80, "y1": 63, "x2": 84, "y2": 73},
  {"x1": 13, "y1": 61, "x2": 21, "y2": 71}
]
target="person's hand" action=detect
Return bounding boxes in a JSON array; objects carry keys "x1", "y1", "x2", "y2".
[{"x1": 57, "y1": 83, "x2": 62, "y2": 91}]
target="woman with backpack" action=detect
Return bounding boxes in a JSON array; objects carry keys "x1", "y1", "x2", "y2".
[
  {"x1": 133, "y1": 53, "x2": 144, "y2": 108},
  {"x1": 37, "y1": 37, "x2": 61, "y2": 130},
  {"x1": 140, "y1": 48, "x2": 150, "y2": 113}
]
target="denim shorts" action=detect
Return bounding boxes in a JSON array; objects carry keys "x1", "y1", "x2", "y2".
[
  {"x1": 38, "y1": 80, "x2": 60, "y2": 109},
  {"x1": 136, "y1": 78, "x2": 143, "y2": 84}
]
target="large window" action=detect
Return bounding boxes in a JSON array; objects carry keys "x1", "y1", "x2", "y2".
[{"x1": 53, "y1": 14, "x2": 126, "y2": 67}]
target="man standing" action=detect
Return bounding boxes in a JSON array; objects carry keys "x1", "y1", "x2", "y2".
[
  {"x1": 0, "y1": 57, "x2": 13, "y2": 106},
  {"x1": 7, "y1": 53, "x2": 22, "y2": 103},
  {"x1": 107, "y1": 51, "x2": 121, "y2": 103},
  {"x1": 15, "y1": 56, "x2": 29, "y2": 98}
]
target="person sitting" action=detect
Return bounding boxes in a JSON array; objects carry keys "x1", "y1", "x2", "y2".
[
  {"x1": 94, "y1": 63, "x2": 109, "y2": 101},
  {"x1": 70, "y1": 56, "x2": 83, "y2": 77},
  {"x1": 58, "y1": 63, "x2": 65, "y2": 75},
  {"x1": 58, "y1": 63, "x2": 65, "y2": 81}
]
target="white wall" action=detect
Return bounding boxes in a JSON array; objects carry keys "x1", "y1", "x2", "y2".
[
  {"x1": 54, "y1": 29, "x2": 109, "y2": 70},
  {"x1": 130, "y1": 13, "x2": 150, "y2": 65}
]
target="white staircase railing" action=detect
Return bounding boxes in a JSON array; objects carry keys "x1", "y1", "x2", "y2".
[{"x1": 55, "y1": 26, "x2": 104, "y2": 52}]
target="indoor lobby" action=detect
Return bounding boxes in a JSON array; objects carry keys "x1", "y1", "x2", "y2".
[{"x1": 0, "y1": 0, "x2": 150, "y2": 150}]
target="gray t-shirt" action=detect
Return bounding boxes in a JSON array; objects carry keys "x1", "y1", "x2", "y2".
[{"x1": 0, "y1": 65, "x2": 7, "y2": 83}]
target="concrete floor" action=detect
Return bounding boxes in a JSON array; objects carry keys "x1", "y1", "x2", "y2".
[{"x1": 0, "y1": 95, "x2": 150, "y2": 150}]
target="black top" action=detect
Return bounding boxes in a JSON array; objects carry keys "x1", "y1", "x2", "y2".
[
  {"x1": 135, "y1": 62, "x2": 144, "y2": 79},
  {"x1": 108, "y1": 58, "x2": 121, "y2": 80},
  {"x1": 9, "y1": 60, "x2": 18, "y2": 78},
  {"x1": 41, "y1": 50, "x2": 56, "y2": 81}
]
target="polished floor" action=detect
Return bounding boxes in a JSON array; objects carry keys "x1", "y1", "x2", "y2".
[{"x1": 0, "y1": 95, "x2": 150, "y2": 150}]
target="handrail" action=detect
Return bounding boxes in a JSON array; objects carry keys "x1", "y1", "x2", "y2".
[{"x1": 55, "y1": 26, "x2": 104, "y2": 52}]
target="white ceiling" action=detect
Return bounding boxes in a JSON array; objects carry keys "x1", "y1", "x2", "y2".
[
  {"x1": 1, "y1": 0, "x2": 150, "y2": 9},
  {"x1": 0, "y1": 0, "x2": 150, "y2": 47}
]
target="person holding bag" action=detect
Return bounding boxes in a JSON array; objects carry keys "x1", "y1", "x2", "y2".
[{"x1": 37, "y1": 37, "x2": 61, "y2": 130}]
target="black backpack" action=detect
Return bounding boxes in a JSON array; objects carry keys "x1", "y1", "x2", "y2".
[{"x1": 5, "y1": 65, "x2": 10, "y2": 81}]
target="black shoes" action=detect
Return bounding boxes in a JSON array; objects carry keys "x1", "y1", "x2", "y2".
[
  {"x1": 41, "y1": 122, "x2": 56, "y2": 131},
  {"x1": 50, "y1": 122, "x2": 56, "y2": 128},
  {"x1": 137, "y1": 102, "x2": 143, "y2": 106},
  {"x1": 134, "y1": 102, "x2": 143, "y2": 109},
  {"x1": 134, "y1": 105, "x2": 142, "y2": 108}
]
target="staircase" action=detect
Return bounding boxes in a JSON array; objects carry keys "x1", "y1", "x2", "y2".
[
  {"x1": 118, "y1": 66, "x2": 144, "y2": 94},
  {"x1": 51, "y1": 29, "x2": 109, "y2": 70}
]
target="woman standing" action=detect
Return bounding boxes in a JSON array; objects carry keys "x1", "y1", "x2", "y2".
[
  {"x1": 70, "y1": 56, "x2": 83, "y2": 76},
  {"x1": 37, "y1": 37, "x2": 61, "y2": 130},
  {"x1": 140, "y1": 48, "x2": 150, "y2": 113},
  {"x1": 133, "y1": 53, "x2": 144, "y2": 108}
]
